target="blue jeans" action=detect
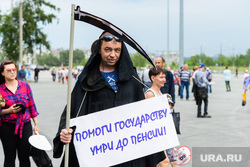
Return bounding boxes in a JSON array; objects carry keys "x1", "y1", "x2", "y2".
[
  {"x1": 206, "y1": 85, "x2": 212, "y2": 93},
  {"x1": 180, "y1": 81, "x2": 189, "y2": 99}
]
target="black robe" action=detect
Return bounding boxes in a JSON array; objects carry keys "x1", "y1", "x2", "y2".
[{"x1": 53, "y1": 41, "x2": 165, "y2": 166}]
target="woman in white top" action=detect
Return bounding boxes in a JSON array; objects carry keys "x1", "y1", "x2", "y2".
[
  {"x1": 145, "y1": 66, "x2": 166, "y2": 98},
  {"x1": 145, "y1": 66, "x2": 178, "y2": 167},
  {"x1": 243, "y1": 70, "x2": 249, "y2": 79}
]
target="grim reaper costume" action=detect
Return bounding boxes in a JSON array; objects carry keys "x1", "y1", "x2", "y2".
[{"x1": 53, "y1": 40, "x2": 165, "y2": 166}]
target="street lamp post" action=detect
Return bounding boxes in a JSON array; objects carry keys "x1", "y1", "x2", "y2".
[
  {"x1": 220, "y1": 43, "x2": 222, "y2": 72},
  {"x1": 19, "y1": 0, "x2": 23, "y2": 70},
  {"x1": 167, "y1": 0, "x2": 170, "y2": 67},
  {"x1": 232, "y1": 47, "x2": 235, "y2": 73},
  {"x1": 179, "y1": 0, "x2": 184, "y2": 68}
]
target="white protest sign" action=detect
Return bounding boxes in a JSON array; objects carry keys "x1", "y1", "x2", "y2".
[{"x1": 70, "y1": 95, "x2": 179, "y2": 167}]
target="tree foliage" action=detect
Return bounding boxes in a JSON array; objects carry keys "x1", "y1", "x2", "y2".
[
  {"x1": 36, "y1": 53, "x2": 60, "y2": 66},
  {"x1": 60, "y1": 50, "x2": 85, "y2": 66},
  {"x1": 131, "y1": 52, "x2": 147, "y2": 68},
  {"x1": 184, "y1": 49, "x2": 250, "y2": 68},
  {"x1": 0, "y1": 0, "x2": 60, "y2": 61}
]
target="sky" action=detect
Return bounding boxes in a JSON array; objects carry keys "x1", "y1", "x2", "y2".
[{"x1": 0, "y1": 0, "x2": 250, "y2": 58}]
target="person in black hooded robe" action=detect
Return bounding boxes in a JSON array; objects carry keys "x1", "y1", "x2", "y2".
[{"x1": 53, "y1": 31, "x2": 165, "y2": 167}]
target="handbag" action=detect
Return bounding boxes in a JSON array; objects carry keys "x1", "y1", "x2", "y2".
[
  {"x1": 30, "y1": 146, "x2": 53, "y2": 167},
  {"x1": 197, "y1": 87, "x2": 208, "y2": 99},
  {"x1": 172, "y1": 109, "x2": 181, "y2": 134}
]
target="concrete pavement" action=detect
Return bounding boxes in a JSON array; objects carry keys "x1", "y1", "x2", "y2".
[{"x1": 0, "y1": 70, "x2": 249, "y2": 166}]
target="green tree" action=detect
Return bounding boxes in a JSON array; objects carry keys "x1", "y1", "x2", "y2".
[
  {"x1": 60, "y1": 49, "x2": 85, "y2": 66},
  {"x1": 235, "y1": 54, "x2": 245, "y2": 67},
  {"x1": 170, "y1": 61, "x2": 178, "y2": 69},
  {"x1": 36, "y1": 53, "x2": 60, "y2": 66},
  {"x1": 184, "y1": 55, "x2": 200, "y2": 66},
  {"x1": 131, "y1": 52, "x2": 147, "y2": 68},
  {"x1": 0, "y1": 52, "x2": 6, "y2": 62},
  {"x1": 215, "y1": 54, "x2": 227, "y2": 66},
  {"x1": 0, "y1": 0, "x2": 60, "y2": 61},
  {"x1": 203, "y1": 56, "x2": 214, "y2": 66},
  {"x1": 244, "y1": 49, "x2": 250, "y2": 66}
]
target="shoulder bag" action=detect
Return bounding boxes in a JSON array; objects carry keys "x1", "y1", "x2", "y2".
[{"x1": 172, "y1": 109, "x2": 181, "y2": 135}]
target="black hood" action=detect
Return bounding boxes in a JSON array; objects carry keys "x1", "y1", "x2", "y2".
[{"x1": 78, "y1": 40, "x2": 136, "y2": 91}]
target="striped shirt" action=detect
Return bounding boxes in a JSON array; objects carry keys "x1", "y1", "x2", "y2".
[
  {"x1": 0, "y1": 80, "x2": 39, "y2": 138},
  {"x1": 179, "y1": 70, "x2": 191, "y2": 82}
]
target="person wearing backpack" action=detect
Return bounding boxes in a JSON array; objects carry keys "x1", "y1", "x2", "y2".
[
  {"x1": 206, "y1": 68, "x2": 212, "y2": 93},
  {"x1": 195, "y1": 63, "x2": 211, "y2": 118}
]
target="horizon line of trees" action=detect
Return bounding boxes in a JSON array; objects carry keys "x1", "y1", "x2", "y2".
[
  {"x1": 2, "y1": 48, "x2": 250, "y2": 69},
  {"x1": 184, "y1": 49, "x2": 250, "y2": 68}
]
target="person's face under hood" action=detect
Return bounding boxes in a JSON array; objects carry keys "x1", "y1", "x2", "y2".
[{"x1": 99, "y1": 34, "x2": 122, "y2": 71}]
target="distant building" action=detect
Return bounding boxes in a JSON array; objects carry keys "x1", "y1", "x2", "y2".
[
  {"x1": 81, "y1": 49, "x2": 91, "y2": 59},
  {"x1": 51, "y1": 48, "x2": 64, "y2": 59},
  {"x1": 22, "y1": 49, "x2": 51, "y2": 65}
]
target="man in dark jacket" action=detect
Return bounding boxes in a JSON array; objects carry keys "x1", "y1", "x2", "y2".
[
  {"x1": 53, "y1": 31, "x2": 165, "y2": 166},
  {"x1": 17, "y1": 65, "x2": 26, "y2": 81},
  {"x1": 155, "y1": 57, "x2": 175, "y2": 103},
  {"x1": 34, "y1": 66, "x2": 40, "y2": 82}
]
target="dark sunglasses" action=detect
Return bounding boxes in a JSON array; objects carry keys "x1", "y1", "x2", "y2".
[{"x1": 100, "y1": 35, "x2": 121, "y2": 42}]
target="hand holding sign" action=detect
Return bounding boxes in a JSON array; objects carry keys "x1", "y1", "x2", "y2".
[{"x1": 60, "y1": 129, "x2": 73, "y2": 144}]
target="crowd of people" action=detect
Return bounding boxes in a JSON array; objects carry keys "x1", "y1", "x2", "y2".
[
  {"x1": 16, "y1": 65, "x2": 41, "y2": 82},
  {"x1": 140, "y1": 62, "x2": 213, "y2": 119},
  {"x1": 15, "y1": 64, "x2": 82, "y2": 85}
]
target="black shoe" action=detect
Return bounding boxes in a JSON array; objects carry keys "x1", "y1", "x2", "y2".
[
  {"x1": 203, "y1": 115, "x2": 212, "y2": 118},
  {"x1": 197, "y1": 115, "x2": 203, "y2": 118}
]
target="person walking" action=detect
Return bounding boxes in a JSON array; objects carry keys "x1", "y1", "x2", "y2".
[
  {"x1": 178, "y1": 64, "x2": 191, "y2": 100},
  {"x1": 58, "y1": 67, "x2": 62, "y2": 83},
  {"x1": 17, "y1": 65, "x2": 26, "y2": 81},
  {"x1": 72, "y1": 67, "x2": 78, "y2": 80},
  {"x1": 206, "y1": 67, "x2": 212, "y2": 93},
  {"x1": 243, "y1": 70, "x2": 249, "y2": 80},
  {"x1": 244, "y1": 75, "x2": 250, "y2": 91},
  {"x1": 155, "y1": 57, "x2": 175, "y2": 103},
  {"x1": 53, "y1": 31, "x2": 165, "y2": 166},
  {"x1": 192, "y1": 66, "x2": 199, "y2": 101},
  {"x1": 34, "y1": 66, "x2": 40, "y2": 82},
  {"x1": 235, "y1": 68, "x2": 238, "y2": 78},
  {"x1": 27, "y1": 66, "x2": 31, "y2": 81},
  {"x1": 195, "y1": 63, "x2": 211, "y2": 118},
  {"x1": 65, "y1": 67, "x2": 69, "y2": 83},
  {"x1": 51, "y1": 67, "x2": 57, "y2": 82},
  {"x1": 145, "y1": 66, "x2": 178, "y2": 167},
  {"x1": 243, "y1": 70, "x2": 249, "y2": 88},
  {"x1": 223, "y1": 66, "x2": 231, "y2": 92},
  {"x1": 177, "y1": 66, "x2": 183, "y2": 97},
  {"x1": 0, "y1": 60, "x2": 39, "y2": 167},
  {"x1": 61, "y1": 67, "x2": 66, "y2": 84}
]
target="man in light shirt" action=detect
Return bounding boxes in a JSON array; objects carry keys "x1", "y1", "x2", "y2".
[
  {"x1": 195, "y1": 63, "x2": 211, "y2": 118},
  {"x1": 223, "y1": 66, "x2": 231, "y2": 92}
]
